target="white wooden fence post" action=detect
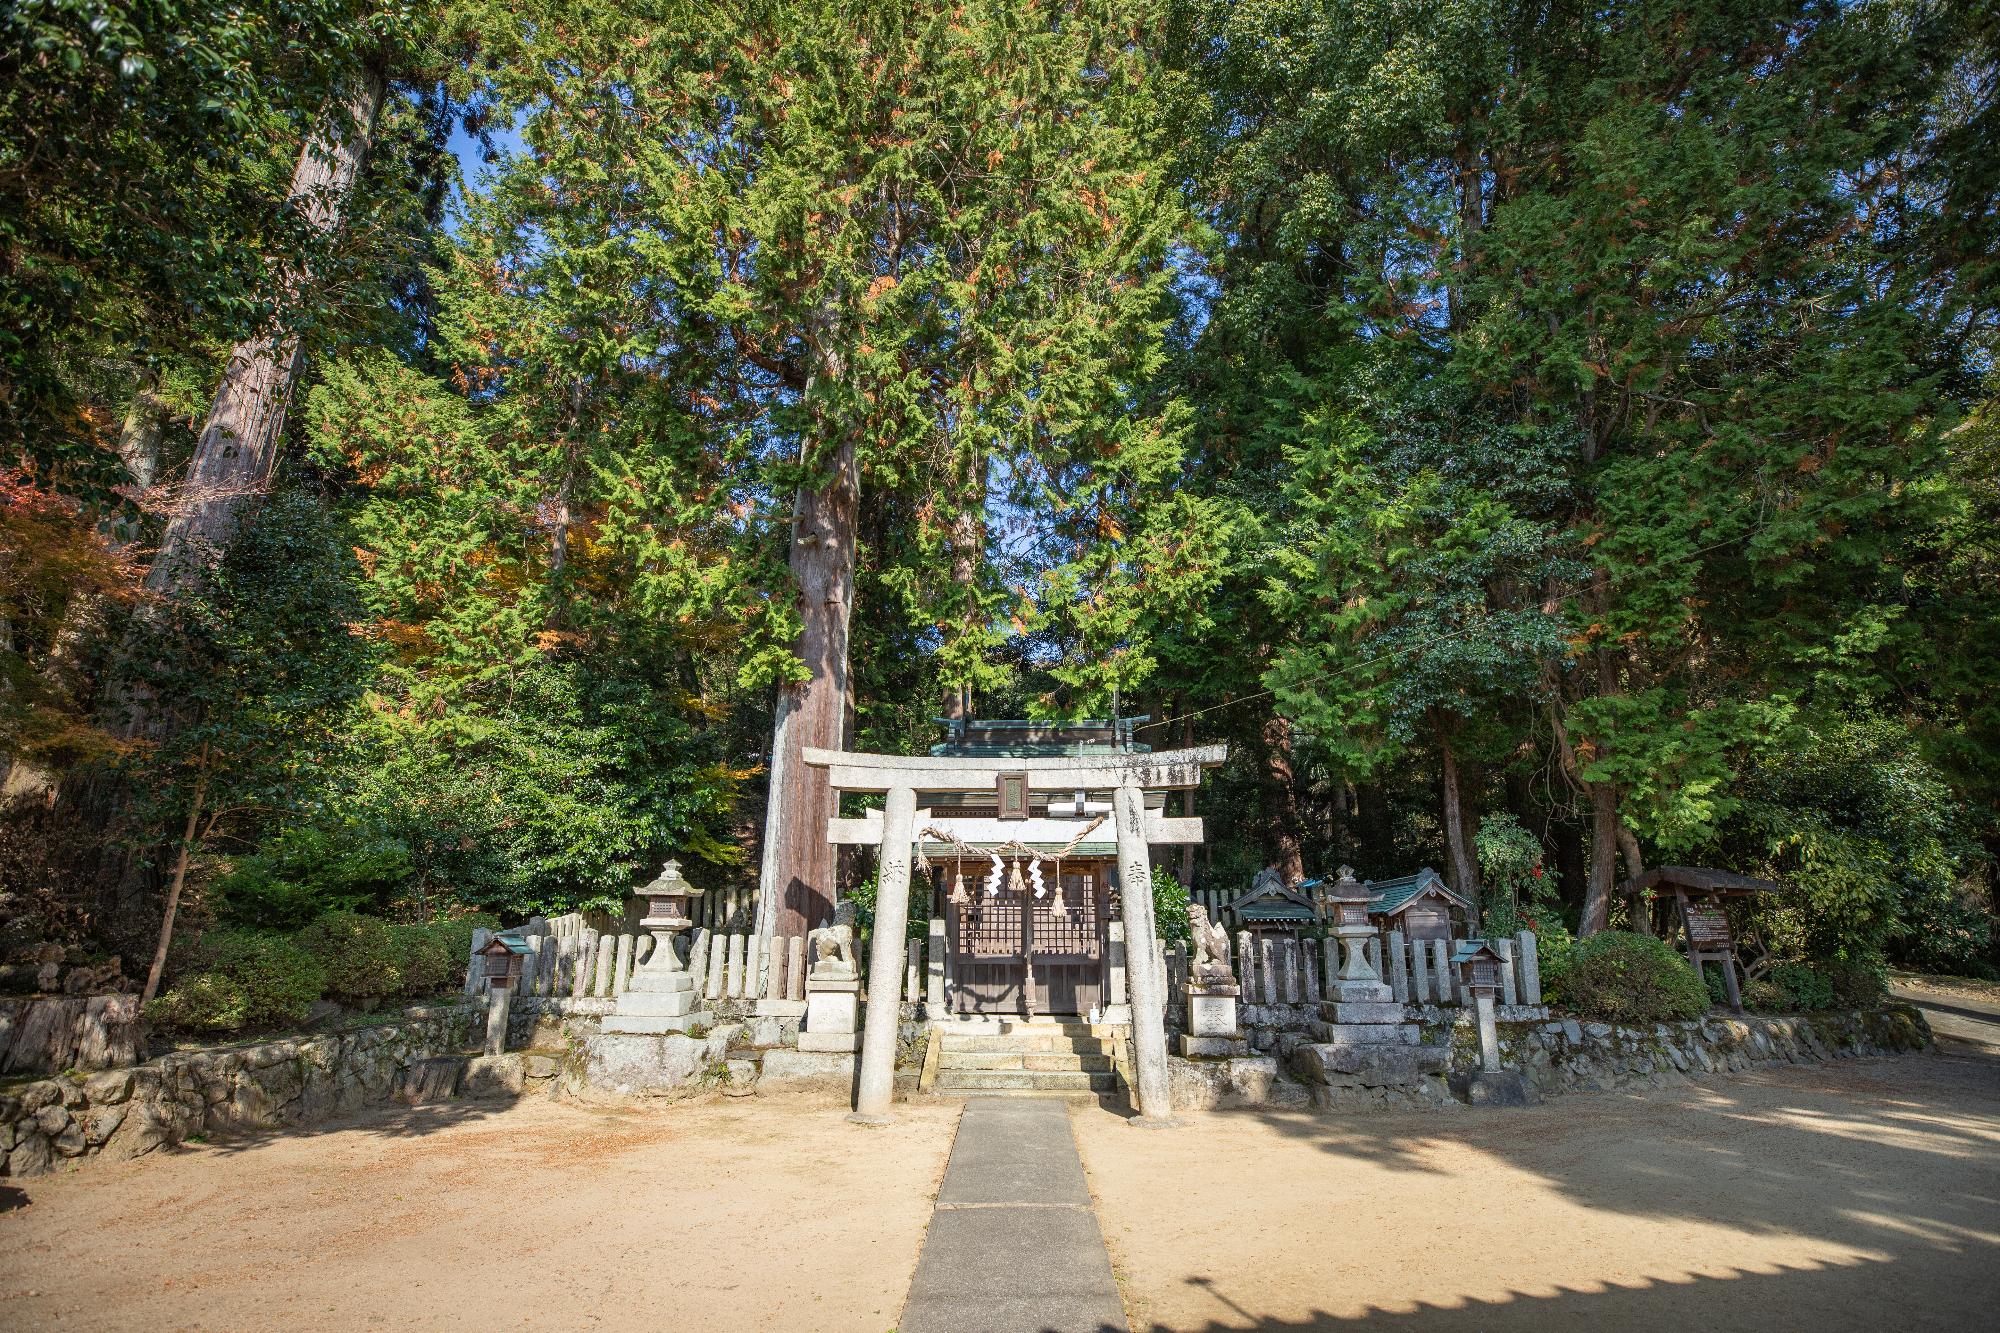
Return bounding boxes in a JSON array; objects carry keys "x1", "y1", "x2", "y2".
[
  {"x1": 613, "y1": 933, "x2": 636, "y2": 996},
  {"x1": 1494, "y1": 937, "x2": 1519, "y2": 1007},
  {"x1": 687, "y1": 927, "x2": 711, "y2": 998},
  {"x1": 1518, "y1": 930, "x2": 1542, "y2": 1005},
  {"x1": 466, "y1": 927, "x2": 492, "y2": 996},
  {"x1": 725, "y1": 933, "x2": 745, "y2": 998}
]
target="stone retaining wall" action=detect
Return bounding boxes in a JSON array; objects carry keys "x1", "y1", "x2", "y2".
[
  {"x1": 1172, "y1": 1004, "x2": 1935, "y2": 1112},
  {"x1": 0, "y1": 994, "x2": 144, "y2": 1075},
  {"x1": 0, "y1": 1003, "x2": 481, "y2": 1178}
]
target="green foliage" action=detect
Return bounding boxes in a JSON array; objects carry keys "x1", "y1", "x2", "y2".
[
  {"x1": 146, "y1": 929, "x2": 327, "y2": 1033},
  {"x1": 1544, "y1": 931, "x2": 1709, "y2": 1024},
  {"x1": 844, "y1": 872, "x2": 932, "y2": 944},
  {"x1": 148, "y1": 911, "x2": 486, "y2": 1034},
  {"x1": 1474, "y1": 814, "x2": 1555, "y2": 940},
  {"x1": 215, "y1": 824, "x2": 413, "y2": 931},
  {"x1": 1745, "y1": 957, "x2": 1890, "y2": 1013},
  {"x1": 297, "y1": 911, "x2": 406, "y2": 1003},
  {"x1": 1152, "y1": 868, "x2": 1192, "y2": 949},
  {"x1": 1731, "y1": 717, "x2": 1989, "y2": 972},
  {"x1": 1764, "y1": 963, "x2": 1838, "y2": 1013},
  {"x1": 0, "y1": 0, "x2": 417, "y2": 498}
]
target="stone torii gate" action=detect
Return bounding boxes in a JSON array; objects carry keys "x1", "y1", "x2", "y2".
[{"x1": 802, "y1": 743, "x2": 1227, "y2": 1124}]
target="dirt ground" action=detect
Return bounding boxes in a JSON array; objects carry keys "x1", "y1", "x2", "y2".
[
  {"x1": 1075, "y1": 1051, "x2": 2000, "y2": 1332},
  {"x1": 5, "y1": 1051, "x2": 1997, "y2": 1332},
  {"x1": 0, "y1": 1093, "x2": 962, "y2": 1332}
]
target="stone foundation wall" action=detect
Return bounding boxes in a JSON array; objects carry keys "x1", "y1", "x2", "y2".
[
  {"x1": 0, "y1": 1002, "x2": 481, "y2": 1178},
  {"x1": 1485, "y1": 1004, "x2": 1933, "y2": 1096},
  {"x1": 1172, "y1": 1004, "x2": 1934, "y2": 1112}
]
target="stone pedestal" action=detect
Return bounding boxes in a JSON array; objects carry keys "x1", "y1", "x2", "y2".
[
  {"x1": 799, "y1": 977, "x2": 860, "y2": 1053},
  {"x1": 603, "y1": 940, "x2": 710, "y2": 1037},
  {"x1": 1179, "y1": 983, "x2": 1249, "y2": 1058}
]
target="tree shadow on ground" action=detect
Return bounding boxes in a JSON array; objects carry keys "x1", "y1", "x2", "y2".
[
  {"x1": 176, "y1": 1085, "x2": 528, "y2": 1160},
  {"x1": 1152, "y1": 1256, "x2": 1929, "y2": 1331},
  {"x1": 1170, "y1": 1049, "x2": 2000, "y2": 1277}
]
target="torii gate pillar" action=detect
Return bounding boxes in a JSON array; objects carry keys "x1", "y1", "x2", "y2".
[
  {"x1": 850, "y1": 784, "x2": 916, "y2": 1122},
  {"x1": 1114, "y1": 776, "x2": 1174, "y2": 1123}
]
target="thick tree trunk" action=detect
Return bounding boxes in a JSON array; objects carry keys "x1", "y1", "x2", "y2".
[
  {"x1": 1616, "y1": 821, "x2": 1651, "y2": 935},
  {"x1": 148, "y1": 72, "x2": 385, "y2": 593},
  {"x1": 756, "y1": 428, "x2": 860, "y2": 942},
  {"x1": 1579, "y1": 781, "x2": 1619, "y2": 935},
  {"x1": 1259, "y1": 713, "x2": 1306, "y2": 884},
  {"x1": 1178, "y1": 698, "x2": 1196, "y2": 886},
  {"x1": 1435, "y1": 712, "x2": 1482, "y2": 918}
]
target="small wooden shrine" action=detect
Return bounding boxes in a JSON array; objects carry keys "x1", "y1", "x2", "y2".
[{"x1": 1363, "y1": 868, "x2": 1473, "y2": 943}]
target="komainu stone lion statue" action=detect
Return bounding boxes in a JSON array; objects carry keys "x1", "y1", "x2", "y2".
[
  {"x1": 1188, "y1": 902, "x2": 1235, "y2": 986},
  {"x1": 808, "y1": 899, "x2": 860, "y2": 980}
]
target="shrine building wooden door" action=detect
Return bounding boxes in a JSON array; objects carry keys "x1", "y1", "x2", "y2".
[
  {"x1": 1030, "y1": 862, "x2": 1106, "y2": 1016},
  {"x1": 949, "y1": 871, "x2": 1028, "y2": 1016},
  {"x1": 946, "y1": 858, "x2": 1110, "y2": 1017}
]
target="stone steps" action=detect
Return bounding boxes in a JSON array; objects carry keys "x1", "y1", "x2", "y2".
[
  {"x1": 927, "y1": 1020, "x2": 1129, "y2": 1098},
  {"x1": 937, "y1": 1051, "x2": 1114, "y2": 1073},
  {"x1": 933, "y1": 1069, "x2": 1120, "y2": 1094},
  {"x1": 937, "y1": 1034, "x2": 1118, "y2": 1055}
]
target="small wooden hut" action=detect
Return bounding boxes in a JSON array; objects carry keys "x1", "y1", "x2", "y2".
[{"x1": 1364, "y1": 868, "x2": 1474, "y2": 944}]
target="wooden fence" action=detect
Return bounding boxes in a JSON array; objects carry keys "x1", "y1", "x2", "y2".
[
  {"x1": 465, "y1": 914, "x2": 935, "y2": 1008},
  {"x1": 470, "y1": 913, "x2": 1536, "y2": 1014},
  {"x1": 1166, "y1": 928, "x2": 1543, "y2": 1010}
]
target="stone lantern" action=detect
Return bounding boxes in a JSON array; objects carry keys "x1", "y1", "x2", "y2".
[
  {"x1": 638, "y1": 857, "x2": 699, "y2": 947},
  {"x1": 602, "y1": 859, "x2": 713, "y2": 1036},
  {"x1": 1318, "y1": 866, "x2": 1384, "y2": 995}
]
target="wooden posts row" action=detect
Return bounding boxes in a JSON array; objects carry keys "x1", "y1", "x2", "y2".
[{"x1": 1220, "y1": 928, "x2": 1544, "y2": 1008}]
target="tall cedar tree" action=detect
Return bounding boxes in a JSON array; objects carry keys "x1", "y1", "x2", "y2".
[{"x1": 474, "y1": 0, "x2": 1189, "y2": 937}]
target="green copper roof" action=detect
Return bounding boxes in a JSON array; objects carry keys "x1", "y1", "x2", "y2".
[
  {"x1": 930, "y1": 717, "x2": 1152, "y2": 758},
  {"x1": 1363, "y1": 868, "x2": 1472, "y2": 916}
]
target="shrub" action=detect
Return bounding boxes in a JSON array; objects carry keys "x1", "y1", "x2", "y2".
[
  {"x1": 298, "y1": 911, "x2": 405, "y2": 1003},
  {"x1": 1545, "y1": 930, "x2": 1709, "y2": 1023},
  {"x1": 1822, "y1": 953, "x2": 1889, "y2": 1007},
  {"x1": 389, "y1": 915, "x2": 494, "y2": 997},
  {"x1": 146, "y1": 929, "x2": 326, "y2": 1033},
  {"x1": 1152, "y1": 867, "x2": 1191, "y2": 949},
  {"x1": 214, "y1": 823, "x2": 413, "y2": 931},
  {"x1": 1475, "y1": 813, "x2": 1555, "y2": 939},
  {"x1": 844, "y1": 871, "x2": 931, "y2": 942},
  {"x1": 1742, "y1": 978, "x2": 1792, "y2": 1012},
  {"x1": 1766, "y1": 961, "x2": 1837, "y2": 1011}
]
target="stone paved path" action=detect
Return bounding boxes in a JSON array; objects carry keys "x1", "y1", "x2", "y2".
[
  {"x1": 900, "y1": 1098, "x2": 1128, "y2": 1333},
  {"x1": 1892, "y1": 982, "x2": 2000, "y2": 1058}
]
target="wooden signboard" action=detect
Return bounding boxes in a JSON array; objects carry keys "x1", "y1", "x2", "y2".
[{"x1": 1685, "y1": 907, "x2": 1733, "y2": 951}]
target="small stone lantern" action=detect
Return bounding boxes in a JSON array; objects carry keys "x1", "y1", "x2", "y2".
[
  {"x1": 602, "y1": 858, "x2": 713, "y2": 1037},
  {"x1": 1318, "y1": 866, "x2": 1384, "y2": 994}
]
